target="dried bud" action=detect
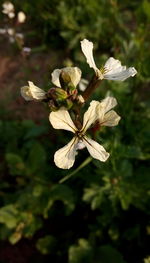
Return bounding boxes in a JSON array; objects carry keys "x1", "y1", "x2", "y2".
[{"x1": 48, "y1": 100, "x2": 58, "y2": 111}]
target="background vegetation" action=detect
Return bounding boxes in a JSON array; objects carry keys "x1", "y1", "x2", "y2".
[{"x1": 0, "y1": 0, "x2": 150, "y2": 262}]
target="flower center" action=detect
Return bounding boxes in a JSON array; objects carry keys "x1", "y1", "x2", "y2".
[{"x1": 75, "y1": 130, "x2": 84, "y2": 139}]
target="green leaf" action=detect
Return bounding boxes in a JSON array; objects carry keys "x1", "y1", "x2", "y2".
[
  {"x1": 44, "y1": 184, "x2": 75, "y2": 217},
  {"x1": 0, "y1": 205, "x2": 19, "y2": 229},
  {"x1": 27, "y1": 142, "x2": 46, "y2": 174},
  {"x1": 143, "y1": 0, "x2": 150, "y2": 20},
  {"x1": 5, "y1": 153, "x2": 25, "y2": 176},
  {"x1": 36, "y1": 235, "x2": 56, "y2": 255},
  {"x1": 96, "y1": 245, "x2": 126, "y2": 263},
  {"x1": 68, "y1": 239, "x2": 93, "y2": 263}
]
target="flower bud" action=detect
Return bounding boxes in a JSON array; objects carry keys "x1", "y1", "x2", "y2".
[
  {"x1": 21, "y1": 81, "x2": 46, "y2": 101},
  {"x1": 47, "y1": 87, "x2": 68, "y2": 101},
  {"x1": 65, "y1": 99, "x2": 73, "y2": 109}
]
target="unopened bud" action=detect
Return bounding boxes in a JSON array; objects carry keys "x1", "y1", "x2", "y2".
[
  {"x1": 65, "y1": 99, "x2": 73, "y2": 110},
  {"x1": 48, "y1": 100, "x2": 58, "y2": 111},
  {"x1": 47, "y1": 87, "x2": 68, "y2": 101}
]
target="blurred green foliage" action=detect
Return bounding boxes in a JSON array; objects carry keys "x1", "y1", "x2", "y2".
[{"x1": 0, "y1": 0, "x2": 150, "y2": 262}]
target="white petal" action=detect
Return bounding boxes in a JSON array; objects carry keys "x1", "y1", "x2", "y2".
[
  {"x1": 17, "y1": 11, "x2": 26, "y2": 23},
  {"x1": 51, "y1": 67, "x2": 81, "y2": 88},
  {"x1": 21, "y1": 81, "x2": 46, "y2": 101},
  {"x1": 82, "y1": 100, "x2": 100, "y2": 132},
  {"x1": 83, "y1": 136, "x2": 110, "y2": 162},
  {"x1": 49, "y1": 108, "x2": 77, "y2": 133},
  {"x1": 104, "y1": 57, "x2": 137, "y2": 81},
  {"x1": 104, "y1": 57, "x2": 123, "y2": 73},
  {"x1": 54, "y1": 137, "x2": 78, "y2": 169},
  {"x1": 21, "y1": 86, "x2": 33, "y2": 101},
  {"x1": 62, "y1": 67, "x2": 81, "y2": 87},
  {"x1": 8, "y1": 11, "x2": 15, "y2": 18},
  {"x1": 80, "y1": 39, "x2": 98, "y2": 72},
  {"x1": 51, "y1": 69, "x2": 61, "y2": 87},
  {"x1": 0, "y1": 28, "x2": 7, "y2": 34},
  {"x1": 101, "y1": 110, "x2": 121, "y2": 126},
  {"x1": 100, "y1": 96, "x2": 117, "y2": 114},
  {"x1": 28, "y1": 81, "x2": 46, "y2": 100},
  {"x1": 79, "y1": 78, "x2": 89, "y2": 91},
  {"x1": 7, "y1": 28, "x2": 14, "y2": 36}
]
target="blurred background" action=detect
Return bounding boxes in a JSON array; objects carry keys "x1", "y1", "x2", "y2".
[{"x1": 0, "y1": 0, "x2": 150, "y2": 262}]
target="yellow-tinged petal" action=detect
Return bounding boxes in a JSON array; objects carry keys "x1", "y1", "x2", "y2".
[
  {"x1": 82, "y1": 100, "x2": 100, "y2": 132},
  {"x1": 51, "y1": 67, "x2": 81, "y2": 88},
  {"x1": 49, "y1": 108, "x2": 77, "y2": 133},
  {"x1": 100, "y1": 110, "x2": 121, "y2": 126},
  {"x1": 54, "y1": 137, "x2": 78, "y2": 169},
  {"x1": 21, "y1": 81, "x2": 46, "y2": 101},
  {"x1": 83, "y1": 136, "x2": 110, "y2": 162}
]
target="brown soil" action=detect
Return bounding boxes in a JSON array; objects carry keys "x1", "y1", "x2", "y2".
[{"x1": 0, "y1": 39, "x2": 64, "y2": 122}]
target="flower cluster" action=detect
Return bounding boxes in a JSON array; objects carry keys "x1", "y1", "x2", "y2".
[
  {"x1": 1, "y1": 2, "x2": 30, "y2": 53},
  {"x1": 21, "y1": 39, "x2": 137, "y2": 169},
  {"x1": 2, "y1": 1, "x2": 26, "y2": 22}
]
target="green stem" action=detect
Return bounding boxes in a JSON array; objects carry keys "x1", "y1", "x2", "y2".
[{"x1": 59, "y1": 156, "x2": 92, "y2": 184}]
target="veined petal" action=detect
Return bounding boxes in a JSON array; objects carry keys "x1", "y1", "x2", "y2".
[
  {"x1": 103, "y1": 57, "x2": 137, "y2": 81},
  {"x1": 104, "y1": 57, "x2": 123, "y2": 73},
  {"x1": 54, "y1": 137, "x2": 78, "y2": 169},
  {"x1": 51, "y1": 69, "x2": 61, "y2": 87},
  {"x1": 101, "y1": 110, "x2": 121, "y2": 126},
  {"x1": 81, "y1": 39, "x2": 98, "y2": 72},
  {"x1": 104, "y1": 67, "x2": 137, "y2": 81},
  {"x1": 83, "y1": 136, "x2": 110, "y2": 162},
  {"x1": 82, "y1": 100, "x2": 100, "y2": 132},
  {"x1": 49, "y1": 108, "x2": 77, "y2": 133}
]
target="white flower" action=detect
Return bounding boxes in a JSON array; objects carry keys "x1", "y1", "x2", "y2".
[
  {"x1": 98, "y1": 96, "x2": 121, "y2": 126},
  {"x1": 81, "y1": 39, "x2": 137, "y2": 81},
  {"x1": 22, "y1": 47, "x2": 31, "y2": 53},
  {"x1": 15, "y1": 33, "x2": 24, "y2": 39},
  {"x1": 51, "y1": 67, "x2": 81, "y2": 88},
  {"x1": 17, "y1": 11, "x2": 26, "y2": 23},
  {"x1": 7, "y1": 28, "x2": 14, "y2": 36},
  {"x1": 0, "y1": 28, "x2": 7, "y2": 34},
  {"x1": 2, "y1": 1, "x2": 15, "y2": 18},
  {"x1": 49, "y1": 101, "x2": 110, "y2": 169},
  {"x1": 79, "y1": 78, "x2": 89, "y2": 91},
  {"x1": 21, "y1": 81, "x2": 46, "y2": 101}
]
